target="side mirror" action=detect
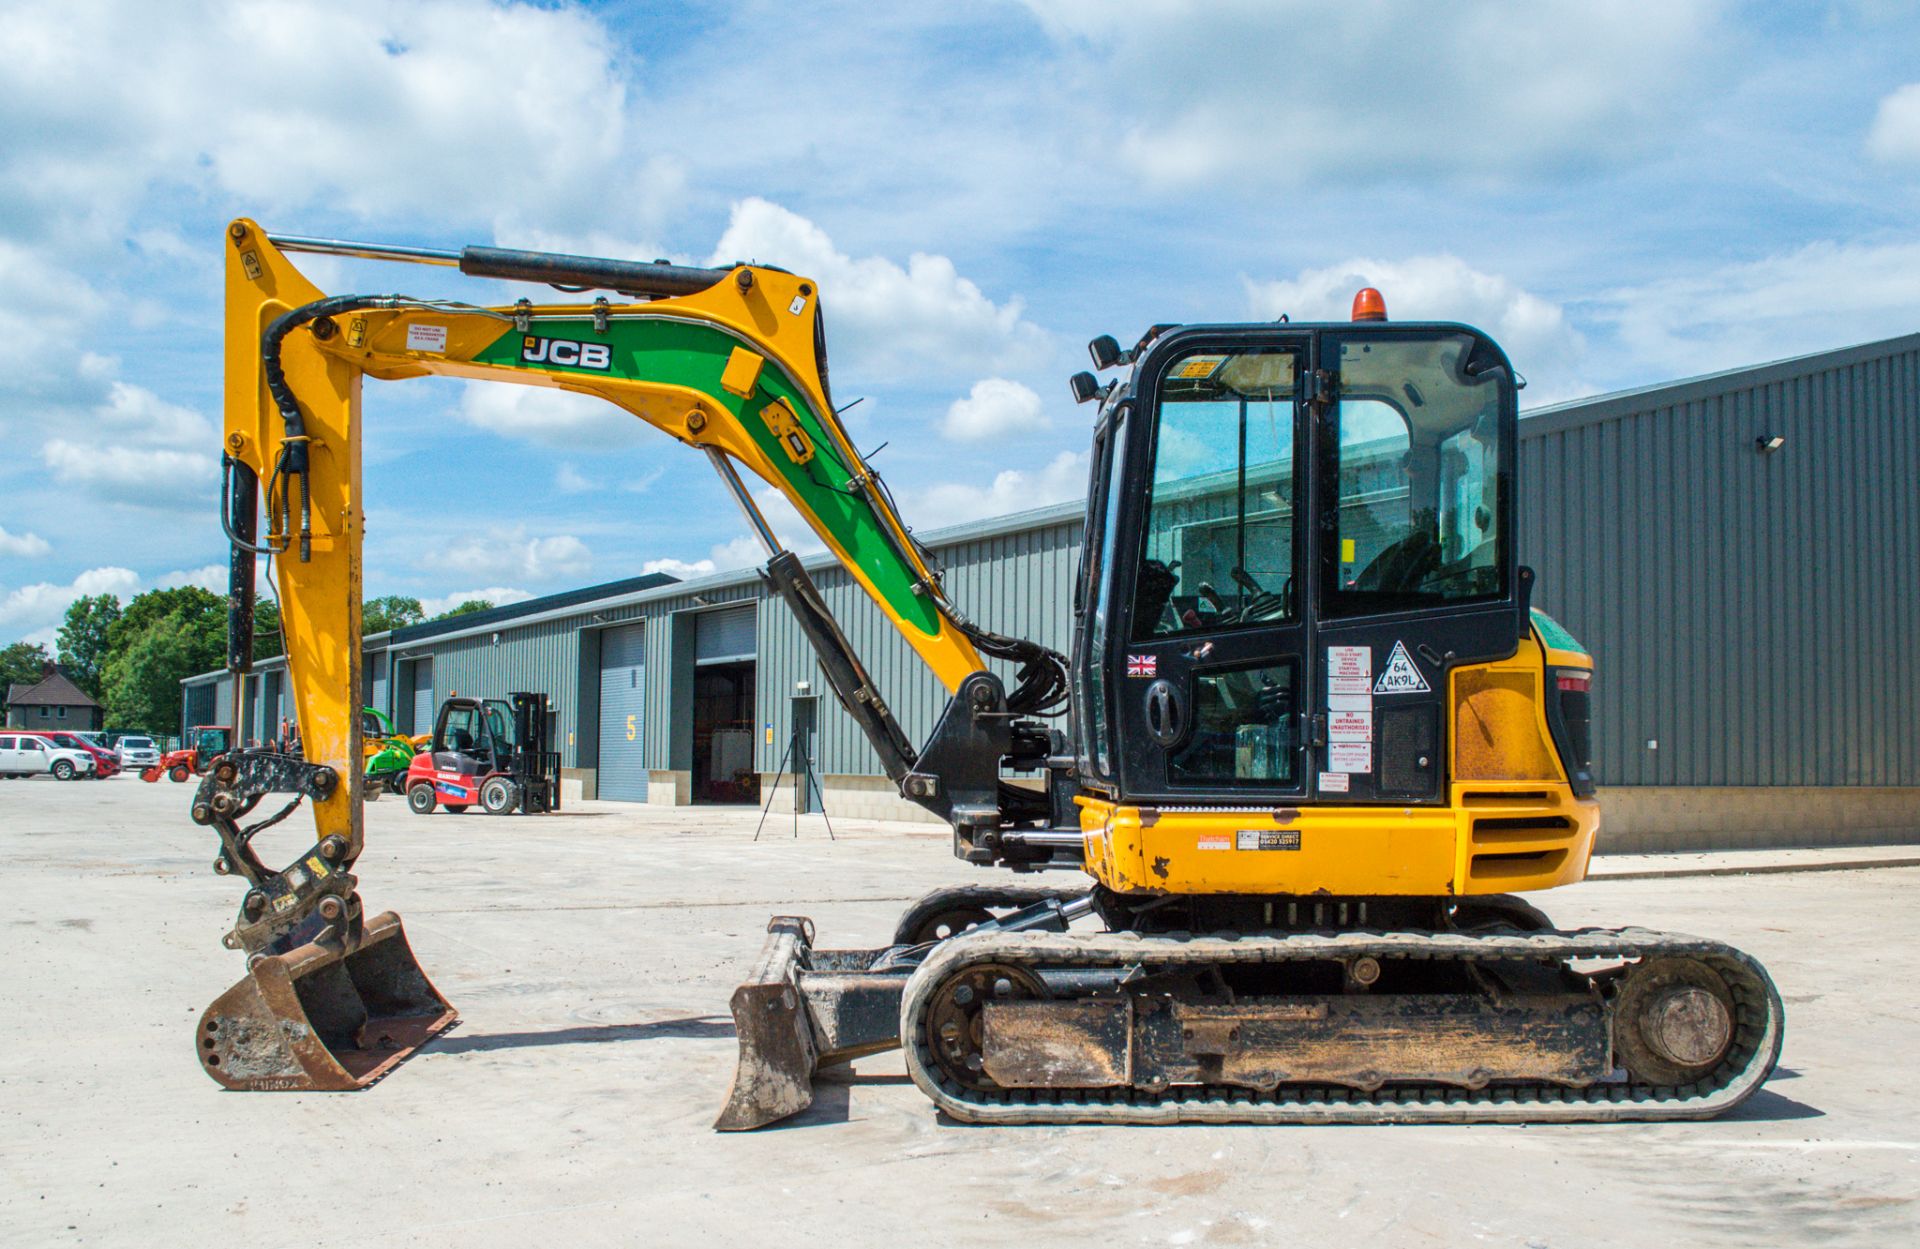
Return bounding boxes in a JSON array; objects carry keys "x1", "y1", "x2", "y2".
[
  {"x1": 1088, "y1": 334, "x2": 1124, "y2": 371},
  {"x1": 1069, "y1": 371, "x2": 1101, "y2": 404}
]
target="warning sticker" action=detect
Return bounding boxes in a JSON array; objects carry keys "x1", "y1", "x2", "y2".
[
  {"x1": 1172, "y1": 355, "x2": 1227, "y2": 379},
  {"x1": 1197, "y1": 835, "x2": 1232, "y2": 851},
  {"x1": 1327, "y1": 645, "x2": 1370, "y2": 680},
  {"x1": 1236, "y1": 829, "x2": 1302, "y2": 852},
  {"x1": 1328, "y1": 711, "x2": 1373, "y2": 742},
  {"x1": 1318, "y1": 771, "x2": 1350, "y2": 793},
  {"x1": 1327, "y1": 693, "x2": 1372, "y2": 712},
  {"x1": 1373, "y1": 640, "x2": 1431, "y2": 695},
  {"x1": 1328, "y1": 742, "x2": 1372, "y2": 773},
  {"x1": 406, "y1": 323, "x2": 449, "y2": 353},
  {"x1": 1328, "y1": 674, "x2": 1371, "y2": 696}
]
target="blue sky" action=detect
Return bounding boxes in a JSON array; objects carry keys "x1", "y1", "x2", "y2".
[{"x1": 4, "y1": 0, "x2": 1919, "y2": 647}]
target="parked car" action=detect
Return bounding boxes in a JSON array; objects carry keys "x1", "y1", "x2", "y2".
[
  {"x1": 23, "y1": 730, "x2": 121, "y2": 778},
  {"x1": 0, "y1": 733, "x2": 96, "y2": 780},
  {"x1": 115, "y1": 735, "x2": 162, "y2": 769}
]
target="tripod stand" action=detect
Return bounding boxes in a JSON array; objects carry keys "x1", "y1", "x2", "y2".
[{"x1": 753, "y1": 723, "x2": 835, "y2": 841}]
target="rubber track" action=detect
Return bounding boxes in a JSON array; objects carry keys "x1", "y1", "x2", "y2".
[{"x1": 900, "y1": 926, "x2": 1784, "y2": 1125}]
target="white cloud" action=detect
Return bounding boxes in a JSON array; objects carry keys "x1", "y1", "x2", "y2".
[
  {"x1": 709, "y1": 198, "x2": 1050, "y2": 381},
  {"x1": 639, "y1": 557, "x2": 716, "y2": 579},
  {"x1": 1245, "y1": 255, "x2": 1589, "y2": 402},
  {"x1": 456, "y1": 382, "x2": 645, "y2": 446},
  {"x1": 1583, "y1": 238, "x2": 1920, "y2": 382},
  {"x1": 91, "y1": 381, "x2": 212, "y2": 448},
  {"x1": 706, "y1": 537, "x2": 767, "y2": 573},
  {"x1": 0, "y1": 527, "x2": 51, "y2": 558},
  {"x1": 1023, "y1": 0, "x2": 1724, "y2": 185},
  {"x1": 0, "y1": 240, "x2": 108, "y2": 404},
  {"x1": 154, "y1": 565, "x2": 227, "y2": 593},
  {"x1": 418, "y1": 587, "x2": 534, "y2": 618},
  {"x1": 42, "y1": 443, "x2": 221, "y2": 511},
  {"x1": 555, "y1": 463, "x2": 596, "y2": 494},
  {"x1": 910, "y1": 451, "x2": 1089, "y2": 531},
  {"x1": 1867, "y1": 82, "x2": 1920, "y2": 163},
  {"x1": 0, "y1": 566, "x2": 141, "y2": 643},
  {"x1": 0, "y1": 0, "x2": 634, "y2": 246},
  {"x1": 440, "y1": 528, "x2": 592, "y2": 582},
  {"x1": 943, "y1": 378, "x2": 1048, "y2": 443}
]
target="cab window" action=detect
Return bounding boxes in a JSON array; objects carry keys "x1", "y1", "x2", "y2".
[
  {"x1": 1326, "y1": 334, "x2": 1508, "y2": 614},
  {"x1": 1133, "y1": 349, "x2": 1300, "y2": 639}
]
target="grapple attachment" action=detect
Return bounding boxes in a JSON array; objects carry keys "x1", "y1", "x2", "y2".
[{"x1": 198, "y1": 910, "x2": 456, "y2": 1091}]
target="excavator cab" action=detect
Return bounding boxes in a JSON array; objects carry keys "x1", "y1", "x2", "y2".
[{"x1": 1076, "y1": 320, "x2": 1537, "y2": 819}]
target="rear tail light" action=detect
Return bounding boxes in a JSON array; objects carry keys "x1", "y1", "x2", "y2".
[{"x1": 1555, "y1": 673, "x2": 1589, "y2": 693}]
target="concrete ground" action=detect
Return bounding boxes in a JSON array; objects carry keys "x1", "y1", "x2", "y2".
[{"x1": 3, "y1": 777, "x2": 1916, "y2": 1249}]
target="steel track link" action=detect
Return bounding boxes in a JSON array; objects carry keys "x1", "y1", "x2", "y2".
[{"x1": 899, "y1": 926, "x2": 1784, "y2": 1126}]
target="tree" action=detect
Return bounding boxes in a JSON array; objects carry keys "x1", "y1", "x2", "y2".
[
  {"x1": 252, "y1": 597, "x2": 284, "y2": 661},
  {"x1": 56, "y1": 594, "x2": 122, "y2": 698},
  {"x1": 433, "y1": 599, "x2": 495, "y2": 620},
  {"x1": 363, "y1": 595, "x2": 425, "y2": 634},
  {"x1": 99, "y1": 588, "x2": 227, "y2": 735},
  {"x1": 2, "y1": 641, "x2": 52, "y2": 716},
  {"x1": 102, "y1": 611, "x2": 205, "y2": 734}
]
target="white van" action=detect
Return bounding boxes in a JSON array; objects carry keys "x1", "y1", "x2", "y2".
[{"x1": 0, "y1": 734, "x2": 96, "y2": 780}]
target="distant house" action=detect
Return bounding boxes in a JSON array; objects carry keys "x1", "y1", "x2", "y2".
[{"x1": 4, "y1": 666, "x2": 104, "y2": 731}]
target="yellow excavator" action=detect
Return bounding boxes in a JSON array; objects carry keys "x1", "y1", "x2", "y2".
[{"x1": 193, "y1": 220, "x2": 1782, "y2": 1126}]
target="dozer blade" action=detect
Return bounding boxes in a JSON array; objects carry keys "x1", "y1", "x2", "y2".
[
  {"x1": 197, "y1": 911, "x2": 456, "y2": 1091},
  {"x1": 716, "y1": 917, "x2": 819, "y2": 1130}
]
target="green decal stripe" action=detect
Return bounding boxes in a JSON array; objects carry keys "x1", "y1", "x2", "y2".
[
  {"x1": 1529, "y1": 608, "x2": 1588, "y2": 659},
  {"x1": 473, "y1": 320, "x2": 942, "y2": 637}
]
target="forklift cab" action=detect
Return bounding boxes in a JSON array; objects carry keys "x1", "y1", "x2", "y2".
[{"x1": 429, "y1": 697, "x2": 514, "y2": 775}]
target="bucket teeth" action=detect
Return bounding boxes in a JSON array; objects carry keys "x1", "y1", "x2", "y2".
[
  {"x1": 197, "y1": 911, "x2": 456, "y2": 1091},
  {"x1": 715, "y1": 917, "x2": 819, "y2": 1130}
]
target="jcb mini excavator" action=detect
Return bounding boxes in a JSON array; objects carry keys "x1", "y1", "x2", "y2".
[{"x1": 193, "y1": 221, "x2": 1782, "y2": 1124}]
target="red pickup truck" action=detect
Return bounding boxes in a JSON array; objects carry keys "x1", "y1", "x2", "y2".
[{"x1": 20, "y1": 731, "x2": 120, "y2": 778}]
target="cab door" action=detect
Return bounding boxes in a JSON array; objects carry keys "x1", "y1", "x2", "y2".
[
  {"x1": 1306, "y1": 328, "x2": 1526, "y2": 803},
  {"x1": 1104, "y1": 330, "x2": 1313, "y2": 805}
]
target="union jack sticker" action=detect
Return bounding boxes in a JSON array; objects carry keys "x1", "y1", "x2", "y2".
[{"x1": 1126, "y1": 654, "x2": 1158, "y2": 678}]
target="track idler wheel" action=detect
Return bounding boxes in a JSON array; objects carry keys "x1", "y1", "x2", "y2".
[
  {"x1": 1613, "y1": 956, "x2": 1736, "y2": 1086},
  {"x1": 922, "y1": 962, "x2": 1047, "y2": 1094}
]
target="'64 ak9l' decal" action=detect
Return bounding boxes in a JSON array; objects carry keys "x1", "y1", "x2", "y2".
[{"x1": 522, "y1": 335, "x2": 612, "y2": 370}]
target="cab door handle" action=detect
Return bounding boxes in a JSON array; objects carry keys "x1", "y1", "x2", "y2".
[{"x1": 1143, "y1": 680, "x2": 1185, "y2": 747}]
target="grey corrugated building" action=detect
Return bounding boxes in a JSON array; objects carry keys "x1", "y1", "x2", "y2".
[{"x1": 185, "y1": 330, "x2": 1920, "y2": 850}]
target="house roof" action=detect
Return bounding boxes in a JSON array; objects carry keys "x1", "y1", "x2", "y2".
[{"x1": 5, "y1": 671, "x2": 101, "y2": 708}]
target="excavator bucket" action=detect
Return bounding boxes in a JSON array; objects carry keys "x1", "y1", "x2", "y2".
[
  {"x1": 197, "y1": 911, "x2": 456, "y2": 1090},
  {"x1": 715, "y1": 916, "x2": 911, "y2": 1130}
]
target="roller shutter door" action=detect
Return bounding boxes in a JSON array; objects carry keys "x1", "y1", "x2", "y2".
[
  {"x1": 597, "y1": 623, "x2": 648, "y2": 801},
  {"x1": 411, "y1": 659, "x2": 434, "y2": 736},
  {"x1": 694, "y1": 605, "x2": 756, "y2": 664},
  {"x1": 370, "y1": 662, "x2": 389, "y2": 721}
]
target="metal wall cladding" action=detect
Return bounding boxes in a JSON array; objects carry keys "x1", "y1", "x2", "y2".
[
  {"x1": 415, "y1": 617, "x2": 583, "y2": 751},
  {"x1": 597, "y1": 623, "x2": 648, "y2": 800},
  {"x1": 756, "y1": 507, "x2": 1086, "y2": 776},
  {"x1": 1518, "y1": 333, "x2": 1920, "y2": 787}
]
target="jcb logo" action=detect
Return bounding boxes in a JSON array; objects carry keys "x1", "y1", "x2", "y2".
[{"x1": 522, "y1": 335, "x2": 611, "y2": 370}]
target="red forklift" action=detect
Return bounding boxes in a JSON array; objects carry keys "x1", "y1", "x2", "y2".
[{"x1": 403, "y1": 692, "x2": 561, "y2": 816}]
